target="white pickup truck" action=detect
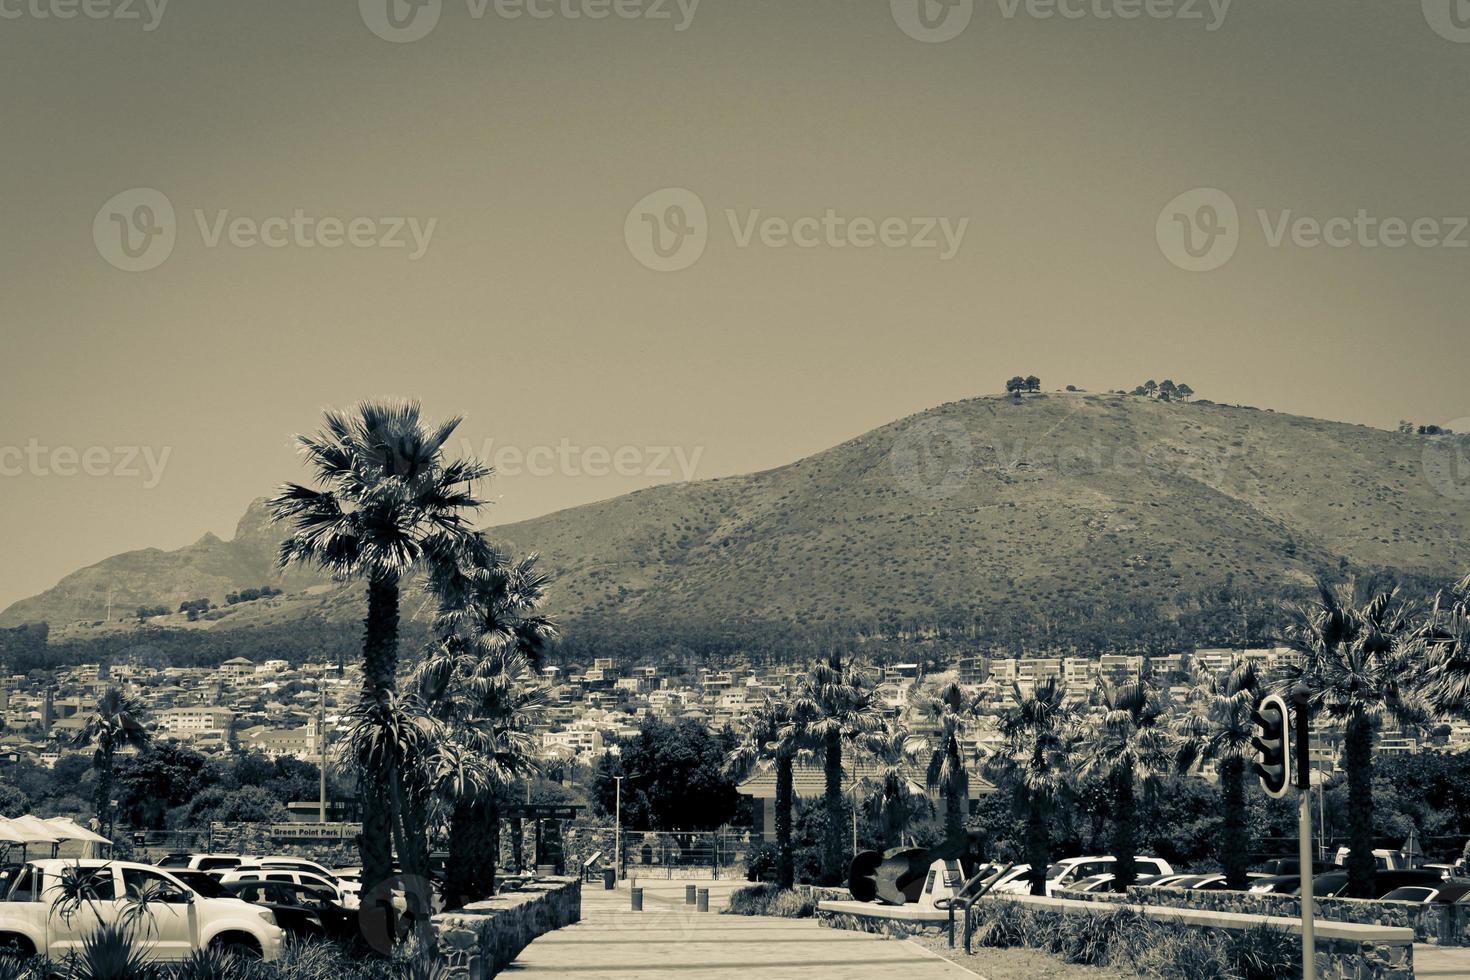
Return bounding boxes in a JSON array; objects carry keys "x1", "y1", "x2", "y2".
[{"x1": 0, "y1": 860, "x2": 283, "y2": 962}]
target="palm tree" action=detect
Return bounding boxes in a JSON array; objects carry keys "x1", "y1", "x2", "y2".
[
  {"x1": 1076, "y1": 674, "x2": 1174, "y2": 892},
  {"x1": 909, "y1": 682, "x2": 984, "y2": 849},
  {"x1": 269, "y1": 400, "x2": 489, "y2": 896},
  {"x1": 795, "y1": 654, "x2": 884, "y2": 884},
  {"x1": 862, "y1": 723, "x2": 924, "y2": 850},
  {"x1": 74, "y1": 686, "x2": 150, "y2": 837},
  {"x1": 726, "y1": 698, "x2": 809, "y2": 889},
  {"x1": 1175, "y1": 659, "x2": 1264, "y2": 890},
  {"x1": 1420, "y1": 573, "x2": 1470, "y2": 720},
  {"x1": 990, "y1": 678, "x2": 1074, "y2": 896},
  {"x1": 1279, "y1": 580, "x2": 1429, "y2": 898}
]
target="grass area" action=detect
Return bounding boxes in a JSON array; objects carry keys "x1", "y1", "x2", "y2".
[{"x1": 910, "y1": 901, "x2": 1300, "y2": 980}]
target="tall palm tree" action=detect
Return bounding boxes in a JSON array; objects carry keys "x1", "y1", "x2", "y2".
[
  {"x1": 1175, "y1": 659, "x2": 1264, "y2": 890},
  {"x1": 412, "y1": 546, "x2": 553, "y2": 908},
  {"x1": 1076, "y1": 673, "x2": 1174, "y2": 892},
  {"x1": 862, "y1": 723, "x2": 924, "y2": 849},
  {"x1": 1420, "y1": 573, "x2": 1470, "y2": 720},
  {"x1": 989, "y1": 678, "x2": 1074, "y2": 896},
  {"x1": 726, "y1": 698, "x2": 810, "y2": 889},
  {"x1": 909, "y1": 682, "x2": 984, "y2": 849},
  {"x1": 74, "y1": 686, "x2": 150, "y2": 837},
  {"x1": 269, "y1": 401, "x2": 489, "y2": 897},
  {"x1": 795, "y1": 654, "x2": 884, "y2": 884},
  {"x1": 1280, "y1": 579, "x2": 1429, "y2": 898}
]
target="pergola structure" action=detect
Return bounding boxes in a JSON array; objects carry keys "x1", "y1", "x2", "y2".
[{"x1": 503, "y1": 803, "x2": 583, "y2": 875}]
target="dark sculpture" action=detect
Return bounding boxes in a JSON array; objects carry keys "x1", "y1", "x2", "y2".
[{"x1": 848, "y1": 833, "x2": 984, "y2": 905}]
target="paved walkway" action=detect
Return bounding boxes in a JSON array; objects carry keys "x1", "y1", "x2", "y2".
[
  {"x1": 1414, "y1": 943, "x2": 1470, "y2": 978},
  {"x1": 513, "y1": 879, "x2": 980, "y2": 980}
]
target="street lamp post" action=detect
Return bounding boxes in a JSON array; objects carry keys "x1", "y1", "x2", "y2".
[{"x1": 614, "y1": 775, "x2": 624, "y2": 882}]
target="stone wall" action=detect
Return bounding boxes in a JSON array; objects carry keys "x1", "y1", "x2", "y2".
[
  {"x1": 1056, "y1": 884, "x2": 1470, "y2": 946},
  {"x1": 432, "y1": 876, "x2": 581, "y2": 979}
]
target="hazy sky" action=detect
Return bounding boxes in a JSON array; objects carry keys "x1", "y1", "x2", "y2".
[{"x1": 3, "y1": 1, "x2": 1469, "y2": 611}]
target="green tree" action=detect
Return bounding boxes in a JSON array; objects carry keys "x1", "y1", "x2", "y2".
[
  {"x1": 73, "y1": 686, "x2": 150, "y2": 837},
  {"x1": 990, "y1": 678, "x2": 1074, "y2": 896},
  {"x1": 1175, "y1": 659, "x2": 1264, "y2": 889},
  {"x1": 269, "y1": 400, "x2": 488, "y2": 900},
  {"x1": 794, "y1": 654, "x2": 883, "y2": 884},
  {"x1": 910, "y1": 682, "x2": 984, "y2": 848},
  {"x1": 1076, "y1": 674, "x2": 1173, "y2": 891},
  {"x1": 1280, "y1": 580, "x2": 1429, "y2": 897},
  {"x1": 863, "y1": 723, "x2": 923, "y2": 849},
  {"x1": 594, "y1": 717, "x2": 741, "y2": 832},
  {"x1": 726, "y1": 699, "x2": 810, "y2": 889},
  {"x1": 1421, "y1": 573, "x2": 1470, "y2": 720}
]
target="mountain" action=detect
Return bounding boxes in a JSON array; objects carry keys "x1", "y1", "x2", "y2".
[
  {"x1": 0, "y1": 500, "x2": 327, "y2": 630},
  {"x1": 5, "y1": 393, "x2": 1468, "y2": 651}
]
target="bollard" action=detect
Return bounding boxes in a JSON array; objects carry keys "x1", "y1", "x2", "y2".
[
  {"x1": 697, "y1": 887, "x2": 709, "y2": 912},
  {"x1": 631, "y1": 887, "x2": 644, "y2": 911},
  {"x1": 604, "y1": 869, "x2": 616, "y2": 890},
  {"x1": 685, "y1": 884, "x2": 697, "y2": 905}
]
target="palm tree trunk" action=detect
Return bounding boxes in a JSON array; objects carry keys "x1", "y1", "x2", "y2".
[
  {"x1": 360, "y1": 574, "x2": 400, "y2": 897},
  {"x1": 96, "y1": 744, "x2": 114, "y2": 837},
  {"x1": 776, "y1": 753, "x2": 794, "y2": 889},
  {"x1": 1025, "y1": 795, "x2": 1049, "y2": 896},
  {"x1": 1220, "y1": 756, "x2": 1249, "y2": 890},
  {"x1": 823, "y1": 730, "x2": 843, "y2": 885},
  {"x1": 1344, "y1": 713, "x2": 1376, "y2": 899},
  {"x1": 445, "y1": 797, "x2": 499, "y2": 909},
  {"x1": 1111, "y1": 769, "x2": 1137, "y2": 892},
  {"x1": 944, "y1": 750, "x2": 966, "y2": 849}
]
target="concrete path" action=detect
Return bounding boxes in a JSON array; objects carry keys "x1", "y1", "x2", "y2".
[
  {"x1": 512, "y1": 879, "x2": 981, "y2": 980},
  {"x1": 1414, "y1": 943, "x2": 1470, "y2": 978}
]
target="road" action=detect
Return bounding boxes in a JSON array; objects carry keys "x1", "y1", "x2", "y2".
[{"x1": 512, "y1": 878, "x2": 981, "y2": 980}]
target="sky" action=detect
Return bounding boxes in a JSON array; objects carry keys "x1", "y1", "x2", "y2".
[{"x1": 2, "y1": 0, "x2": 1469, "y2": 611}]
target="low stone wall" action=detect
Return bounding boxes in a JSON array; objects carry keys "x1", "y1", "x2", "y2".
[
  {"x1": 432, "y1": 876, "x2": 581, "y2": 979},
  {"x1": 1057, "y1": 884, "x2": 1470, "y2": 946},
  {"x1": 814, "y1": 900, "x2": 948, "y2": 939}
]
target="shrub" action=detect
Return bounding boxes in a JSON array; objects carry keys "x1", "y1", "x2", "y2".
[{"x1": 724, "y1": 883, "x2": 815, "y2": 918}]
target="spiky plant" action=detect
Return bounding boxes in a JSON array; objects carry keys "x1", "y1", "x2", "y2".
[{"x1": 65, "y1": 923, "x2": 152, "y2": 980}]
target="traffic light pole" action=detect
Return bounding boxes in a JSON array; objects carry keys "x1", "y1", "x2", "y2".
[{"x1": 1294, "y1": 692, "x2": 1315, "y2": 980}]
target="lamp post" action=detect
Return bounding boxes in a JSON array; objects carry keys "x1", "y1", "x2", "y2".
[{"x1": 614, "y1": 775, "x2": 624, "y2": 882}]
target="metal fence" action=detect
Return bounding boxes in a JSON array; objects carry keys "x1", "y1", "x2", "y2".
[{"x1": 556, "y1": 825, "x2": 757, "y2": 880}]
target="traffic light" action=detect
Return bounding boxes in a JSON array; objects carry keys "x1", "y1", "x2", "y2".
[{"x1": 1252, "y1": 693, "x2": 1291, "y2": 799}]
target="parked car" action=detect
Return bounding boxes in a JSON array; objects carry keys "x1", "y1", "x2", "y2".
[
  {"x1": 156, "y1": 854, "x2": 250, "y2": 874},
  {"x1": 980, "y1": 864, "x2": 1033, "y2": 894},
  {"x1": 1379, "y1": 883, "x2": 1470, "y2": 905},
  {"x1": 218, "y1": 869, "x2": 356, "y2": 909},
  {"x1": 223, "y1": 881, "x2": 359, "y2": 943},
  {"x1": 0, "y1": 860, "x2": 282, "y2": 962},
  {"x1": 996, "y1": 856, "x2": 1175, "y2": 896},
  {"x1": 1332, "y1": 848, "x2": 1411, "y2": 871},
  {"x1": 1257, "y1": 858, "x2": 1338, "y2": 877},
  {"x1": 1311, "y1": 869, "x2": 1445, "y2": 899},
  {"x1": 1185, "y1": 873, "x2": 1270, "y2": 891},
  {"x1": 1247, "y1": 874, "x2": 1304, "y2": 895},
  {"x1": 168, "y1": 871, "x2": 233, "y2": 899},
  {"x1": 235, "y1": 858, "x2": 339, "y2": 880}
]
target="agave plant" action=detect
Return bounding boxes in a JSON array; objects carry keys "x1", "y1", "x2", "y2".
[
  {"x1": 168, "y1": 947, "x2": 246, "y2": 980},
  {"x1": 65, "y1": 923, "x2": 153, "y2": 980}
]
